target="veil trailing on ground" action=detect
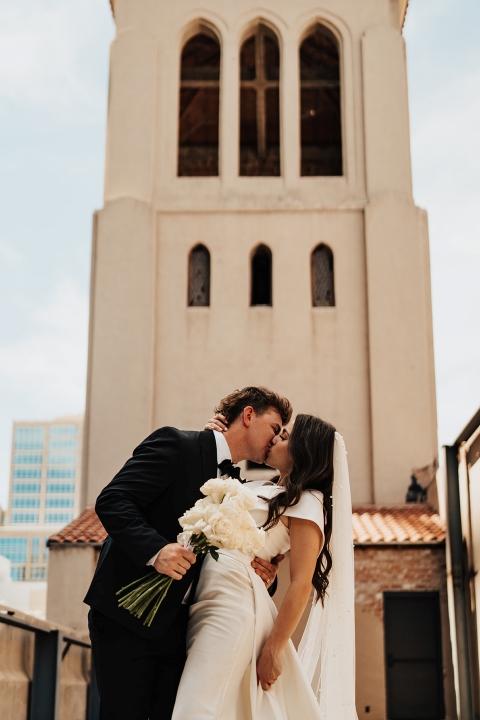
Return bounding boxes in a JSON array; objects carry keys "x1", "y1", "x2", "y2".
[{"x1": 298, "y1": 432, "x2": 357, "y2": 719}]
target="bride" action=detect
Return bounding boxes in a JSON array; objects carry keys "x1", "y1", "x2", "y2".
[{"x1": 172, "y1": 413, "x2": 357, "y2": 719}]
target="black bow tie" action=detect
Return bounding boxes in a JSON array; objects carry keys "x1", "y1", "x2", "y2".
[{"x1": 218, "y1": 459, "x2": 244, "y2": 482}]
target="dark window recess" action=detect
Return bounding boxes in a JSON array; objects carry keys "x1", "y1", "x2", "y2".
[
  {"x1": 300, "y1": 25, "x2": 342, "y2": 176},
  {"x1": 188, "y1": 245, "x2": 210, "y2": 306},
  {"x1": 178, "y1": 33, "x2": 220, "y2": 177},
  {"x1": 251, "y1": 245, "x2": 272, "y2": 306},
  {"x1": 240, "y1": 26, "x2": 280, "y2": 176},
  {"x1": 311, "y1": 244, "x2": 335, "y2": 306},
  {"x1": 384, "y1": 592, "x2": 445, "y2": 720}
]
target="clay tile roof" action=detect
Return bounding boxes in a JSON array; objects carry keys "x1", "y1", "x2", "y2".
[
  {"x1": 48, "y1": 504, "x2": 445, "y2": 547},
  {"x1": 47, "y1": 508, "x2": 107, "y2": 546},
  {"x1": 353, "y1": 505, "x2": 445, "y2": 545}
]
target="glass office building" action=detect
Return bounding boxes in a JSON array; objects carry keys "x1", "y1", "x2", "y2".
[{"x1": 0, "y1": 416, "x2": 83, "y2": 581}]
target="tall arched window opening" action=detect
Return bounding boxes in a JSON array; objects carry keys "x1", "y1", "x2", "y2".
[
  {"x1": 251, "y1": 245, "x2": 272, "y2": 306},
  {"x1": 300, "y1": 25, "x2": 342, "y2": 176},
  {"x1": 178, "y1": 32, "x2": 220, "y2": 176},
  {"x1": 188, "y1": 245, "x2": 211, "y2": 306},
  {"x1": 311, "y1": 244, "x2": 335, "y2": 306},
  {"x1": 240, "y1": 25, "x2": 280, "y2": 176}
]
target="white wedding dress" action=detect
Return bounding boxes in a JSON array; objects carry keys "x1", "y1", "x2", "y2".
[{"x1": 172, "y1": 483, "x2": 325, "y2": 720}]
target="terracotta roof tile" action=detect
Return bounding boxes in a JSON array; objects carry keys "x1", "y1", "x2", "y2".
[
  {"x1": 48, "y1": 504, "x2": 445, "y2": 547},
  {"x1": 353, "y1": 505, "x2": 445, "y2": 544},
  {"x1": 47, "y1": 508, "x2": 107, "y2": 546}
]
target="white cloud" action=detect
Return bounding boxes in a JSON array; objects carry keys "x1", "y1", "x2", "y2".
[
  {"x1": 0, "y1": 239, "x2": 23, "y2": 263},
  {"x1": 0, "y1": 0, "x2": 113, "y2": 123},
  {"x1": 0, "y1": 279, "x2": 88, "y2": 406},
  {"x1": 0, "y1": 279, "x2": 88, "y2": 505}
]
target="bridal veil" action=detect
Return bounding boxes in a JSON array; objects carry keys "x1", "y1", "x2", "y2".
[{"x1": 298, "y1": 432, "x2": 357, "y2": 719}]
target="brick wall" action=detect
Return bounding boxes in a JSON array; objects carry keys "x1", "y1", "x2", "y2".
[
  {"x1": 354, "y1": 544, "x2": 457, "y2": 720},
  {"x1": 355, "y1": 544, "x2": 448, "y2": 618}
]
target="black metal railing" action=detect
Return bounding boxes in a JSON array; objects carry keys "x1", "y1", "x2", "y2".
[{"x1": 0, "y1": 608, "x2": 99, "y2": 720}]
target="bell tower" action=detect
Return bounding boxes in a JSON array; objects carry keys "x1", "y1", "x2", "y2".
[{"x1": 83, "y1": 0, "x2": 437, "y2": 506}]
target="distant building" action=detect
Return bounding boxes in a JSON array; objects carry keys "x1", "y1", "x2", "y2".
[{"x1": 0, "y1": 415, "x2": 83, "y2": 584}]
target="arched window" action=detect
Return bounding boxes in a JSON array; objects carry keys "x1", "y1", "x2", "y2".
[
  {"x1": 311, "y1": 244, "x2": 335, "y2": 306},
  {"x1": 240, "y1": 25, "x2": 280, "y2": 176},
  {"x1": 188, "y1": 245, "x2": 210, "y2": 306},
  {"x1": 251, "y1": 245, "x2": 272, "y2": 306},
  {"x1": 300, "y1": 25, "x2": 342, "y2": 176},
  {"x1": 178, "y1": 32, "x2": 220, "y2": 176}
]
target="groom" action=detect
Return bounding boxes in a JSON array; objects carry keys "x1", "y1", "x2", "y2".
[{"x1": 84, "y1": 386, "x2": 292, "y2": 720}]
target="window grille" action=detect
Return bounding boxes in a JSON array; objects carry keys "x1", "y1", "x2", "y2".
[
  {"x1": 240, "y1": 25, "x2": 280, "y2": 176},
  {"x1": 188, "y1": 245, "x2": 210, "y2": 306},
  {"x1": 178, "y1": 32, "x2": 220, "y2": 176},
  {"x1": 300, "y1": 25, "x2": 342, "y2": 176},
  {"x1": 311, "y1": 244, "x2": 335, "y2": 306},
  {"x1": 251, "y1": 245, "x2": 272, "y2": 306}
]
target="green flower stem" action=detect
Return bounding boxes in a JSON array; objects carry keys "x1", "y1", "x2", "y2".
[
  {"x1": 120, "y1": 577, "x2": 166, "y2": 611},
  {"x1": 144, "y1": 578, "x2": 174, "y2": 627},
  {"x1": 117, "y1": 532, "x2": 222, "y2": 625},
  {"x1": 118, "y1": 578, "x2": 161, "y2": 608}
]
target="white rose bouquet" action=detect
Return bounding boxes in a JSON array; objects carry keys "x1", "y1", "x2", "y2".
[{"x1": 117, "y1": 477, "x2": 265, "y2": 626}]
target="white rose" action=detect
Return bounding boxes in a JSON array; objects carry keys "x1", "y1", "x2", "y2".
[
  {"x1": 177, "y1": 530, "x2": 195, "y2": 546},
  {"x1": 203, "y1": 507, "x2": 236, "y2": 545},
  {"x1": 241, "y1": 526, "x2": 265, "y2": 555},
  {"x1": 178, "y1": 499, "x2": 210, "y2": 529},
  {"x1": 231, "y1": 486, "x2": 257, "y2": 511},
  {"x1": 200, "y1": 478, "x2": 228, "y2": 498}
]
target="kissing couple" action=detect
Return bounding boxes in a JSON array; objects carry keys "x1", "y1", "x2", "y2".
[{"x1": 85, "y1": 386, "x2": 357, "y2": 719}]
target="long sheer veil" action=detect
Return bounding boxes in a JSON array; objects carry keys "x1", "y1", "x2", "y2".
[{"x1": 298, "y1": 432, "x2": 357, "y2": 719}]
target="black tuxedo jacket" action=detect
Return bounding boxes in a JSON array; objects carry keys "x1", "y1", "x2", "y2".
[{"x1": 84, "y1": 427, "x2": 218, "y2": 639}]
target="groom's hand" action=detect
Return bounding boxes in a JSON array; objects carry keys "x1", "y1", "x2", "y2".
[
  {"x1": 252, "y1": 554, "x2": 284, "y2": 587},
  {"x1": 154, "y1": 543, "x2": 196, "y2": 580}
]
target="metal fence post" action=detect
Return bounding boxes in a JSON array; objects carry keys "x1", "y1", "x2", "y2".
[{"x1": 30, "y1": 629, "x2": 61, "y2": 720}]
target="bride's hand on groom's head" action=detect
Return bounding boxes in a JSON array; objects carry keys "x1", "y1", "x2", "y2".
[
  {"x1": 251, "y1": 554, "x2": 284, "y2": 587},
  {"x1": 203, "y1": 414, "x2": 228, "y2": 432}
]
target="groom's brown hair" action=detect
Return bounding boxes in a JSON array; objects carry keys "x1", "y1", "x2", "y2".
[{"x1": 215, "y1": 386, "x2": 292, "y2": 425}]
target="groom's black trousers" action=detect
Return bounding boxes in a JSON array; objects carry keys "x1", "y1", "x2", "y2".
[{"x1": 89, "y1": 607, "x2": 189, "y2": 720}]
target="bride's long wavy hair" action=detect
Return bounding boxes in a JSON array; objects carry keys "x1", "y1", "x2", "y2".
[{"x1": 263, "y1": 413, "x2": 336, "y2": 604}]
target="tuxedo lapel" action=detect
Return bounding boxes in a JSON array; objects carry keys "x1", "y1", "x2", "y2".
[{"x1": 200, "y1": 430, "x2": 218, "y2": 484}]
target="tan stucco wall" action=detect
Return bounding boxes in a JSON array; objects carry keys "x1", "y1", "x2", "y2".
[
  {"x1": 83, "y1": 0, "x2": 438, "y2": 508},
  {"x1": 46, "y1": 545, "x2": 100, "y2": 632}
]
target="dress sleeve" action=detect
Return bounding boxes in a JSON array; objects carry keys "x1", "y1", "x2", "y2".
[{"x1": 282, "y1": 491, "x2": 325, "y2": 536}]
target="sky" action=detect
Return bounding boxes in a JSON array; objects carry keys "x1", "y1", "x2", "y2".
[{"x1": 0, "y1": 0, "x2": 479, "y2": 507}]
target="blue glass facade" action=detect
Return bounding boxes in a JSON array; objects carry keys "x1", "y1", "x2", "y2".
[
  {"x1": 13, "y1": 468, "x2": 42, "y2": 479},
  {"x1": 45, "y1": 497, "x2": 75, "y2": 508},
  {"x1": 47, "y1": 468, "x2": 76, "y2": 479},
  {"x1": 5, "y1": 419, "x2": 82, "y2": 581},
  {"x1": 10, "y1": 513, "x2": 40, "y2": 524},
  {"x1": 0, "y1": 537, "x2": 28, "y2": 563},
  {"x1": 12, "y1": 483, "x2": 41, "y2": 494},
  {"x1": 45, "y1": 513, "x2": 73, "y2": 524},
  {"x1": 46, "y1": 483, "x2": 76, "y2": 493},
  {"x1": 11, "y1": 498, "x2": 41, "y2": 508},
  {"x1": 14, "y1": 427, "x2": 45, "y2": 450}
]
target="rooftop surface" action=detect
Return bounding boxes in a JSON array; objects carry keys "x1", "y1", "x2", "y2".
[{"x1": 48, "y1": 504, "x2": 445, "y2": 546}]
